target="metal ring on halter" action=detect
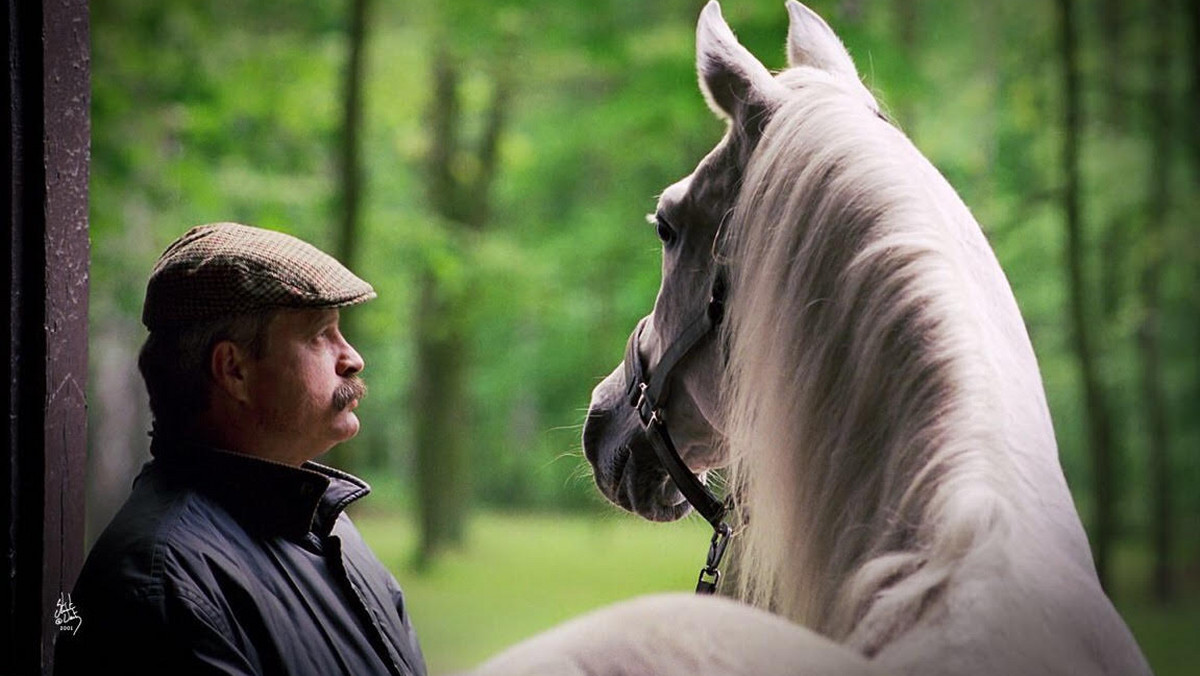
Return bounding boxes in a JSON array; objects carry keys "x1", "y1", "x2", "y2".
[{"x1": 696, "y1": 522, "x2": 732, "y2": 594}]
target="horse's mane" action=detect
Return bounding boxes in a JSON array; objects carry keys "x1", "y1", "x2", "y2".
[{"x1": 720, "y1": 70, "x2": 1055, "y2": 653}]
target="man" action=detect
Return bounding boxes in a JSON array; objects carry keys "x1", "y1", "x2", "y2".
[{"x1": 55, "y1": 223, "x2": 426, "y2": 676}]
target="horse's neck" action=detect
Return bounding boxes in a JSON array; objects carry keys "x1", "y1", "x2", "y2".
[
  {"x1": 827, "y1": 172, "x2": 1093, "y2": 642},
  {"x1": 917, "y1": 160, "x2": 1088, "y2": 551},
  {"x1": 728, "y1": 135, "x2": 1091, "y2": 643}
]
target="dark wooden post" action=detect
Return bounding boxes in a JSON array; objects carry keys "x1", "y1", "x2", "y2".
[{"x1": 3, "y1": 0, "x2": 91, "y2": 673}]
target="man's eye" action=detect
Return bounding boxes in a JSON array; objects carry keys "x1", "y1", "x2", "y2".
[{"x1": 655, "y1": 214, "x2": 676, "y2": 245}]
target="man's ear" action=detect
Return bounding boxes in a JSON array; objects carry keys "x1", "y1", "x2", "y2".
[{"x1": 210, "y1": 340, "x2": 251, "y2": 404}]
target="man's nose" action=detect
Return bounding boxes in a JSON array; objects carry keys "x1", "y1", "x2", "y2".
[{"x1": 338, "y1": 338, "x2": 365, "y2": 377}]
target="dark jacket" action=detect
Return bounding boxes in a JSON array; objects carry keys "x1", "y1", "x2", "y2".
[{"x1": 54, "y1": 438, "x2": 426, "y2": 676}]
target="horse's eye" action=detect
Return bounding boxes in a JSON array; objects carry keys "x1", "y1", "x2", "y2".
[{"x1": 655, "y1": 214, "x2": 676, "y2": 245}]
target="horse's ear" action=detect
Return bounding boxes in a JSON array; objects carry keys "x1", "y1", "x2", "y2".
[
  {"x1": 697, "y1": 1, "x2": 778, "y2": 123},
  {"x1": 785, "y1": 1, "x2": 859, "y2": 80}
]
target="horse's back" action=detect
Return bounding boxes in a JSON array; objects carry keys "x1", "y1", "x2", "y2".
[
  {"x1": 469, "y1": 593, "x2": 885, "y2": 676},
  {"x1": 873, "y1": 534, "x2": 1153, "y2": 676}
]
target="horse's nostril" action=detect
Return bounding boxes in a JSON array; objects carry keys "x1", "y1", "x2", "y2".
[{"x1": 581, "y1": 408, "x2": 609, "y2": 464}]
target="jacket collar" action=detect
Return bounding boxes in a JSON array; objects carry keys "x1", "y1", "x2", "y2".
[{"x1": 149, "y1": 435, "x2": 371, "y2": 540}]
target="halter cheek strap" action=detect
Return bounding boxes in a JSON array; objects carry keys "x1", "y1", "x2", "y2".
[
  {"x1": 623, "y1": 273, "x2": 733, "y2": 593},
  {"x1": 623, "y1": 318, "x2": 727, "y2": 526},
  {"x1": 623, "y1": 273, "x2": 727, "y2": 412}
]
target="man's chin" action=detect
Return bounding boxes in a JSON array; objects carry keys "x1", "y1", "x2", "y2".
[{"x1": 332, "y1": 411, "x2": 361, "y2": 442}]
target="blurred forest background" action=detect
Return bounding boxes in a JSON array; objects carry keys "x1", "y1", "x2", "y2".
[{"x1": 87, "y1": 0, "x2": 1197, "y2": 672}]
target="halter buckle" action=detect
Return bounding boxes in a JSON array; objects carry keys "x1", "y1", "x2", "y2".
[
  {"x1": 634, "y1": 383, "x2": 661, "y2": 428},
  {"x1": 695, "y1": 522, "x2": 732, "y2": 595}
]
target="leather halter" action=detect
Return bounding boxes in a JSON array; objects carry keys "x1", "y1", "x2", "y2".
[{"x1": 623, "y1": 271, "x2": 732, "y2": 593}]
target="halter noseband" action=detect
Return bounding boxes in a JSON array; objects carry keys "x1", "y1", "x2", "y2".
[{"x1": 623, "y1": 271, "x2": 733, "y2": 594}]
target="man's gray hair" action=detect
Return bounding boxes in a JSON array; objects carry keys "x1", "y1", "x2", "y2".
[{"x1": 138, "y1": 311, "x2": 274, "y2": 437}]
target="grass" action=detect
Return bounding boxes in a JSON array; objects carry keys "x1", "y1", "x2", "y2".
[
  {"x1": 354, "y1": 509, "x2": 1200, "y2": 675},
  {"x1": 1109, "y1": 542, "x2": 1200, "y2": 675},
  {"x1": 354, "y1": 509, "x2": 713, "y2": 673}
]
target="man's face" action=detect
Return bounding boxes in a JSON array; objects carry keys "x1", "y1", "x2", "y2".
[{"x1": 243, "y1": 308, "x2": 366, "y2": 462}]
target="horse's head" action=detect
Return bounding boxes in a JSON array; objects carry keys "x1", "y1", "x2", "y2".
[{"x1": 583, "y1": 1, "x2": 877, "y2": 521}]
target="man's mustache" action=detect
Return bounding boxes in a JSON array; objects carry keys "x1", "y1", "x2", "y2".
[{"x1": 332, "y1": 377, "x2": 367, "y2": 411}]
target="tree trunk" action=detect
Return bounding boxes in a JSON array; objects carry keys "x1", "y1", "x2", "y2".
[
  {"x1": 414, "y1": 53, "x2": 466, "y2": 563},
  {"x1": 414, "y1": 46, "x2": 511, "y2": 563},
  {"x1": 892, "y1": 0, "x2": 917, "y2": 135},
  {"x1": 1189, "y1": 0, "x2": 1200, "y2": 168},
  {"x1": 1096, "y1": 0, "x2": 1129, "y2": 320},
  {"x1": 1142, "y1": 0, "x2": 1174, "y2": 604},
  {"x1": 1098, "y1": 0, "x2": 1126, "y2": 128},
  {"x1": 412, "y1": 271, "x2": 469, "y2": 561},
  {"x1": 338, "y1": 0, "x2": 368, "y2": 267},
  {"x1": 328, "y1": 0, "x2": 370, "y2": 471},
  {"x1": 1093, "y1": 0, "x2": 1132, "y2": 569},
  {"x1": 1056, "y1": 0, "x2": 1118, "y2": 592}
]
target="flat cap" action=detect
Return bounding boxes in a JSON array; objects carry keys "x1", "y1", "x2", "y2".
[{"x1": 142, "y1": 222, "x2": 376, "y2": 330}]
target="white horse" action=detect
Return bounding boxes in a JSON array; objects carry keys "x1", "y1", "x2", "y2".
[{"x1": 471, "y1": 2, "x2": 1152, "y2": 674}]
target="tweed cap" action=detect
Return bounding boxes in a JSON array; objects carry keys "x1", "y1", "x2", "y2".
[{"x1": 142, "y1": 222, "x2": 376, "y2": 329}]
